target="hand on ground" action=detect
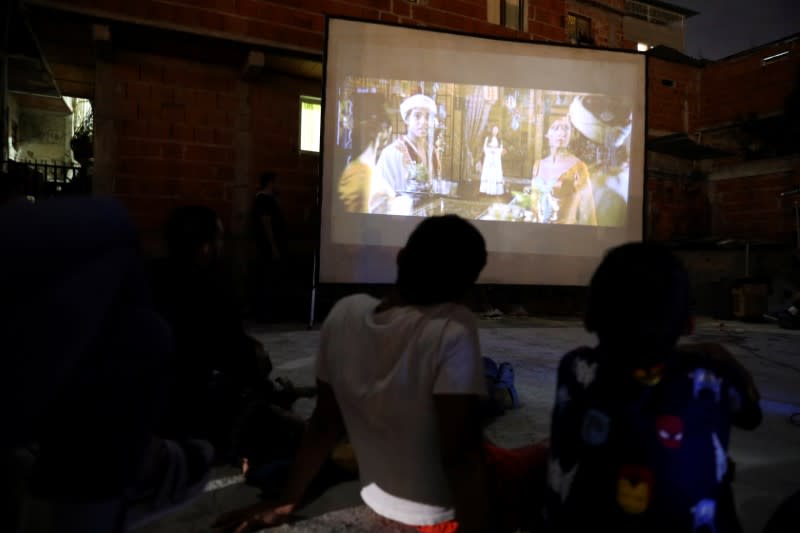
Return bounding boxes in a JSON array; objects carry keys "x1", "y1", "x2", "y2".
[{"x1": 213, "y1": 501, "x2": 293, "y2": 532}]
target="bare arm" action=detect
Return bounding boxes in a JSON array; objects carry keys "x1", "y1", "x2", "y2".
[
  {"x1": 213, "y1": 380, "x2": 345, "y2": 531},
  {"x1": 434, "y1": 394, "x2": 489, "y2": 533},
  {"x1": 260, "y1": 215, "x2": 280, "y2": 259},
  {"x1": 281, "y1": 380, "x2": 345, "y2": 505}
]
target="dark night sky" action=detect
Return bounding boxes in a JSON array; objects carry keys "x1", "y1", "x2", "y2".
[{"x1": 665, "y1": 0, "x2": 800, "y2": 59}]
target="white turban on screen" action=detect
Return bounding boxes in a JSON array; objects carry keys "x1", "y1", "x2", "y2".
[{"x1": 399, "y1": 94, "x2": 437, "y2": 121}]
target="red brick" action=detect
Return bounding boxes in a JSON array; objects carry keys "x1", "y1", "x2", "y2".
[
  {"x1": 360, "y1": 0, "x2": 391, "y2": 10},
  {"x1": 392, "y1": 0, "x2": 410, "y2": 17},
  {"x1": 152, "y1": 3, "x2": 177, "y2": 24},
  {"x1": 178, "y1": 178, "x2": 226, "y2": 199},
  {"x1": 292, "y1": 29, "x2": 324, "y2": 50},
  {"x1": 534, "y1": 7, "x2": 561, "y2": 27},
  {"x1": 236, "y1": 0, "x2": 262, "y2": 18},
  {"x1": 161, "y1": 142, "x2": 184, "y2": 159},
  {"x1": 189, "y1": 89, "x2": 218, "y2": 109},
  {"x1": 213, "y1": 127, "x2": 234, "y2": 144},
  {"x1": 120, "y1": 176, "x2": 179, "y2": 196},
  {"x1": 206, "y1": 109, "x2": 234, "y2": 128},
  {"x1": 152, "y1": 85, "x2": 175, "y2": 104},
  {"x1": 185, "y1": 144, "x2": 233, "y2": 162},
  {"x1": 170, "y1": 123, "x2": 195, "y2": 141},
  {"x1": 112, "y1": 62, "x2": 139, "y2": 82},
  {"x1": 325, "y1": 1, "x2": 380, "y2": 20},
  {"x1": 412, "y1": 5, "x2": 466, "y2": 30},
  {"x1": 112, "y1": 99, "x2": 139, "y2": 120},
  {"x1": 215, "y1": 0, "x2": 236, "y2": 11},
  {"x1": 194, "y1": 126, "x2": 215, "y2": 144},
  {"x1": 426, "y1": 0, "x2": 483, "y2": 19},
  {"x1": 380, "y1": 11, "x2": 399, "y2": 23},
  {"x1": 127, "y1": 81, "x2": 152, "y2": 100},
  {"x1": 197, "y1": 9, "x2": 226, "y2": 31},
  {"x1": 115, "y1": 139, "x2": 139, "y2": 158},
  {"x1": 223, "y1": 14, "x2": 249, "y2": 34},
  {"x1": 217, "y1": 92, "x2": 238, "y2": 112},
  {"x1": 210, "y1": 164, "x2": 236, "y2": 180},
  {"x1": 170, "y1": 4, "x2": 205, "y2": 27},
  {"x1": 296, "y1": 0, "x2": 325, "y2": 11},
  {"x1": 117, "y1": 119, "x2": 149, "y2": 138}
]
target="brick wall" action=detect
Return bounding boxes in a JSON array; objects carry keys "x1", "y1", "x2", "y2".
[
  {"x1": 529, "y1": 0, "x2": 568, "y2": 42},
  {"x1": 644, "y1": 44, "x2": 799, "y2": 244},
  {"x1": 647, "y1": 57, "x2": 701, "y2": 134},
  {"x1": 565, "y1": 0, "x2": 623, "y2": 48},
  {"x1": 95, "y1": 53, "x2": 238, "y2": 242},
  {"x1": 75, "y1": 0, "x2": 629, "y2": 247},
  {"x1": 696, "y1": 43, "x2": 799, "y2": 243},
  {"x1": 48, "y1": 0, "x2": 799, "y2": 249},
  {"x1": 646, "y1": 178, "x2": 711, "y2": 241},
  {"x1": 710, "y1": 171, "x2": 800, "y2": 242},
  {"x1": 701, "y1": 41, "x2": 799, "y2": 129},
  {"x1": 46, "y1": 0, "x2": 582, "y2": 48},
  {"x1": 249, "y1": 75, "x2": 321, "y2": 242},
  {"x1": 94, "y1": 51, "x2": 321, "y2": 254}
]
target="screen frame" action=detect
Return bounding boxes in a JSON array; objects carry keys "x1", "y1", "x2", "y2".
[{"x1": 314, "y1": 15, "x2": 649, "y2": 292}]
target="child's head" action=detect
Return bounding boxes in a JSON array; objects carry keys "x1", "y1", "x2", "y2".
[
  {"x1": 585, "y1": 242, "x2": 692, "y2": 357},
  {"x1": 259, "y1": 171, "x2": 277, "y2": 190},
  {"x1": 165, "y1": 205, "x2": 223, "y2": 266},
  {"x1": 396, "y1": 215, "x2": 487, "y2": 305}
]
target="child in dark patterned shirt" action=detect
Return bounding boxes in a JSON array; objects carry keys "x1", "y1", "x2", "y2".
[{"x1": 545, "y1": 242, "x2": 761, "y2": 533}]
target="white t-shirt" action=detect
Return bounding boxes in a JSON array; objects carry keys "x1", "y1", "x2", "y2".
[{"x1": 316, "y1": 294, "x2": 486, "y2": 526}]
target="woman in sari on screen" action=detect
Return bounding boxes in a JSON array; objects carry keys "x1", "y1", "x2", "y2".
[{"x1": 530, "y1": 117, "x2": 597, "y2": 226}]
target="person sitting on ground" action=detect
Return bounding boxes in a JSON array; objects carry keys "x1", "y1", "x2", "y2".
[
  {"x1": 150, "y1": 206, "x2": 285, "y2": 461},
  {"x1": 765, "y1": 291, "x2": 800, "y2": 329},
  {"x1": 0, "y1": 197, "x2": 213, "y2": 533},
  {"x1": 545, "y1": 242, "x2": 762, "y2": 532},
  {"x1": 215, "y1": 215, "x2": 548, "y2": 533}
]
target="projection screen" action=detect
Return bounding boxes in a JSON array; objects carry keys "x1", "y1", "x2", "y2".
[{"x1": 320, "y1": 18, "x2": 646, "y2": 286}]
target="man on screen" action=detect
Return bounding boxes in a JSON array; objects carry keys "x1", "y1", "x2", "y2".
[{"x1": 375, "y1": 93, "x2": 440, "y2": 196}]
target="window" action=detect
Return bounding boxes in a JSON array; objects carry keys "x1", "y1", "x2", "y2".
[
  {"x1": 299, "y1": 96, "x2": 321, "y2": 153},
  {"x1": 566, "y1": 13, "x2": 592, "y2": 45},
  {"x1": 501, "y1": 0, "x2": 526, "y2": 31}
]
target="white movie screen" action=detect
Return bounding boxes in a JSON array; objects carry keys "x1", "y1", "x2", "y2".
[{"x1": 320, "y1": 19, "x2": 645, "y2": 286}]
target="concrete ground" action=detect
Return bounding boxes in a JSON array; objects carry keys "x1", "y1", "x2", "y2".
[{"x1": 138, "y1": 316, "x2": 800, "y2": 533}]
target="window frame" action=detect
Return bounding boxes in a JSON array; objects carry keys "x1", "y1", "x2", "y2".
[
  {"x1": 299, "y1": 95, "x2": 322, "y2": 154},
  {"x1": 500, "y1": 0, "x2": 526, "y2": 32},
  {"x1": 566, "y1": 12, "x2": 593, "y2": 45}
]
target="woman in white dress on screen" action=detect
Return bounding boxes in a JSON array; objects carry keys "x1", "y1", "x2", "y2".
[{"x1": 479, "y1": 125, "x2": 504, "y2": 196}]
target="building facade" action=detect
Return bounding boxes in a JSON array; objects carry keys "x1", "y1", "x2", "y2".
[{"x1": 3, "y1": 0, "x2": 798, "y2": 255}]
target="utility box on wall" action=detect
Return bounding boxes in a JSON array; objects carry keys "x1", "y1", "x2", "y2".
[{"x1": 731, "y1": 279, "x2": 769, "y2": 321}]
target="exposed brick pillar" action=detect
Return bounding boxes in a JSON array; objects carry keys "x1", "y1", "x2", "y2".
[
  {"x1": 229, "y1": 80, "x2": 252, "y2": 281},
  {"x1": 93, "y1": 59, "x2": 117, "y2": 196},
  {"x1": 231, "y1": 80, "x2": 251, "y2": 237}
]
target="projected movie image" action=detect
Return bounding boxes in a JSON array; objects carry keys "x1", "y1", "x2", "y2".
[{"x1": 335, "y1": 77, "x2": 632, "y2": 227}]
